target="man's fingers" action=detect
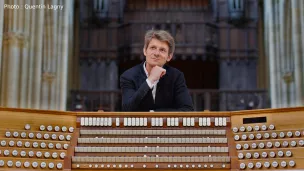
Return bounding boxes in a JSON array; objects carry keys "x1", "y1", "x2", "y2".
[
  {"x1": 151, "y1": 66, "x2": 166, "y2": 78},
  {"x1": 160, "y1": 69, "x2": 166, "y2": 77}
]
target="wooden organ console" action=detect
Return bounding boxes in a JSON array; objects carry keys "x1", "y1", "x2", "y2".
[{"x1": 0, "y1": 107, "x2": 304, "y2": 171}]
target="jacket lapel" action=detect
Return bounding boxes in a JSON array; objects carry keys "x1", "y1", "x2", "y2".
[
  {"x1": 138, "y1": 62, "x2": 154, "y2": 109},
  {"x1": 138, "y1": 62, "x2": 148, "y2": 86}
]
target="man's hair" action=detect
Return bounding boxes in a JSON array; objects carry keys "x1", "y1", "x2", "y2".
[{"x1": 143, "y1": 29, "x2": 175, "y2": 55}]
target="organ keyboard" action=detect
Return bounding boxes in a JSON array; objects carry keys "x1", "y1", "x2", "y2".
[
  {"x1": 74, "y1": 114, "x2": 230, "y2": 170},
  {"x1": 0, "y1": 107, "x2": 303, "y2": 171}
]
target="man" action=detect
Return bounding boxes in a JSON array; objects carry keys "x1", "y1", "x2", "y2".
[{"x1": 120, "y1": 29, "x2": 194, "y2": 112}]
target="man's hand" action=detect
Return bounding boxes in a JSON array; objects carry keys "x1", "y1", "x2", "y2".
[{"x1": 148, "y1": 66, "x2": 166, "y2": 84}]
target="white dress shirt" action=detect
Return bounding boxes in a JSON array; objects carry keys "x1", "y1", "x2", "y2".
[{"x1": 144, "y1": 62, "x2": 158, "y2": 102}]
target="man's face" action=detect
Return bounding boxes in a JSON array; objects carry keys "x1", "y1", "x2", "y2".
[{"x1": 143, "y1": 38, "x2": 173, "y2": 67}]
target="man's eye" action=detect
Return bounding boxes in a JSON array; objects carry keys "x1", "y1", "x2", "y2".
[{"x1": 150, "y1": 47, "x2": 156, "y2": 49}]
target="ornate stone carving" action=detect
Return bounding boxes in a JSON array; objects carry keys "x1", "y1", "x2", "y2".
[
  {"x1": 42, "y1": 72, "x2": 56, "y2": 83},
  {"x1": 2, "y1": 32, "x2": 28, "y2": 47},
  {"x1": 282, "y1": 71, "x2": 294, "y2": 84}
]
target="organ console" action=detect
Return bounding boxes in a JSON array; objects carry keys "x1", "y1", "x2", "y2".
[{"x1": 0, "y1": 107, "x2": 304, "y2": 170}]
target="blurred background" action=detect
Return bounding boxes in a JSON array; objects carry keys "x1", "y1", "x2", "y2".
[{"x1": 0, "y1": 0, "x2": 303, "y2": 112}]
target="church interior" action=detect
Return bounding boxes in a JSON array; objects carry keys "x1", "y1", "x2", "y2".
[{"x1": 0, "y1": 0, "x2": 303, "y2": 170}]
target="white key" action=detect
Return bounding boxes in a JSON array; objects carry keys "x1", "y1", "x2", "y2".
[
  {"x1": 199, "y1": 118, "x2": 202, "y2": 126},
  {"x1": 170, "y1": 118, "x2": 175, "y2": 126},
  {"x1": 166, "y1": 118, "x2": 170, "y2": 127},
  {"x1": 183, "y1": 118, "x2": 187, "y2": 126},
  {"x1": 159, "y1": 118, "x2": 163, "y2": 126},
  {"x1": 131, "y1": 118, "x2": 136, "y2": 126},
  {"x1": 116, "y1": 118, "x2": 120, "y2": 127},
  {"x1": 139, "y1": 118, "x2": 144, "y2": 126},
  {"x1": 124, "y1": 118, "x2": 128, "y2": 126},
  {"x1": 207, "y1": 118, "x2": 211, "y2": 126},
  {"x1": 96, "y1": 118, "x2": 100, "y2": 126},
  {"x1": 215, "y1": 118, "x2": 219, "y2": 126},
  {"x1": 219, "y1": 118, "x2": 223, "y2": 126},
  {"x1": 175, "y1": 118, "x2": 179, "y2": 126},
  {"x1": 81, "y1": 117, "x2": 85, "y2": 126},
  {"x1": 156, "y1": 118, "x2": 160, "y2": 126},
  {"x1": 108, "y1": 118, "x2": 112, "y2": 126},
  {"x1": 223, "y1": 118, "x2": 227, "y2": 126},
  {"x1": 88, "y1": 117, "x2": 93, "y2": 126},
  {"x1": 191, "y1": 118, "x2": 195, "y2": 126},
  {"x1": 84, "y1": 117, "x2": 89, "y2": 126},
  {"x1": 100, "y1": 118, "x2": 104, "y2": 126},
  {"x1": 104, "y1": 118, "x2": 108, "y2": 126},
  {"x1": 203, "y1": 118, "x2": 207, "y2": 126},
  {"x1": 151, "y1": 118, "x2": 155, "y2": 126},
  {"x1": 167, "y1": 118, "x2": 171, "y2": 126},
  {"x1": 136, "y1": 118, "x2": 140, "y2": 126},
  {"x1": 144, "y1": 118, "x2": 148, "y2": 126},
  {"x1": 92, "y1": 117, "x2": 97, "y2": 126},
  {"x1": 124, "y1": 118, "x2": 127, "y2": 126},
  {"x1": 187, "y1": 118, "x2": 191, "y2": 126},
  {"x1": 128, "y1": 118, "x2": 132, "y2": 126}
]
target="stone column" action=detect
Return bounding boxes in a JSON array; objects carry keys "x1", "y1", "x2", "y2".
[
  {"x1": 257, "y1": 6, "x2": 267, "y2": 90},
  {"x1": 278, "y1": 0, "x2": 286, "y2": 107},
  {"x1": 19, "y1": 37, "x2": 29, "y2": 108},
  {"x1": 284, "y1": 1, "x2": 296, "y2": 107},
  {"x1": 0, "y1": 0, "x2": 27, "y2": 107},
  {"x1": 41, "y1": 5, "x2": 52, "y2": 109},
  {"x1": 55, "y1": 0, "x2": 63, "y2": 110},
  {"x1": 41, "y1": 72, "x2": 50, "y2": 110},
  {"x1": 69, "y1": 0, "x2": 79, "y2": 91},
  {"x1": 41, "y1": 72, "x2": 55, "y2": 110},
  {"x1": 0, "y1": 0, "x2": 73, "y2": 110},
  {"x1": 26, "y1": 0, "x2": 35, "y2": 107},
  {"x1": 15, "y1": 0, "x2": 27, "y2": 109},
  {"x1": 0, "y1": 0, "x2": 4, "y2": 95},
  {"x1": 291, "y1": 0, "x2": 303, "y2": 106},
  {"x1": 50, "y1": 0, "x2": 58, "y2": 109},
  {"x1": 59, "y1": 0, "x2": 70, "y2": 110},
  {"x1": 1, "y1": 33, "x2": 21, "y2": 107},
  {"x1": 32, "y1": 0, "x2": 45, "y2": 109},
  {"x1": 274, "y1": 2, "x2": 283, "y2": 107},
  {"x1": 301, "y1": 1, "x2": 304, "y2": 79},
  {"x1": 265, "y1": 0, "x2": 278, "y2": 108},
  {"x1": 264, "y1": 0, "x2": 304, "y2": 107},
  {"x1": 283, "y1": 0, "x2": 294, "y2": 107}
]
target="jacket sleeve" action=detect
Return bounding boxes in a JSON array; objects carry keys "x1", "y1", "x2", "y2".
[
  {"x1": 120, "y1": 74, "x2": 151, "y2": 111},
  {"x1": 155, "y1": 72, "x2": 194, "y2": 112}
]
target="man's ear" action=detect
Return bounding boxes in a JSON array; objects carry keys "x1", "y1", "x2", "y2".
[
  {"x1": 167, "y1": 53, "x2": 173, "y2": 62},
  {"x1": 143, "y1": 48, "x2": 147, "y2": 56}
]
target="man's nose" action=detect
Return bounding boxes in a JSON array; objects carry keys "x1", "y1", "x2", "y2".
[{"x1": 154, "y1": 49, "x2": 160, "y2": 56}]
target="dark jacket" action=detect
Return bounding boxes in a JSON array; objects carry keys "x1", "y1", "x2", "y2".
[{"x1": 120, "y1": 62, "x2": 194, "y2": 112}]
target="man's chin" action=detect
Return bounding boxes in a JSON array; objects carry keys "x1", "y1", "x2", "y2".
[
  {"x1": 148, "y1": 61, "x2": 164, "y2": 67},
  {"x1": 147, "y1": 62, "x2": 157, "y2": 67}
]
